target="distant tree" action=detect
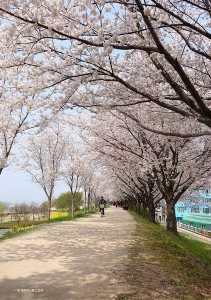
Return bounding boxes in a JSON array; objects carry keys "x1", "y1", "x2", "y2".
[
  {"x1": 10, "y1": 203, "x2": 32, "y2": 226},
  {"x1": 54, "y1": 191, "x2": 82, "y2": 213},
  {"x1": 39, "y1": 201, "x2": 48, "y2": 219},
  {"x1": 0, "y1": 202, "x2": 7, "y2": 223},
  {"x1": 19, "y1": 203, "x2": 31, "y2": 225},
  {"x1": 11, "y1": 203, "x2": 23, "y2": 226},
  {"x1": 18, "y1": 124, "x2": 68, "y2": 222},
  {"x1": 29, "y1": 202, "x2": 41, "y2": 221},
  {"x1": 61, "y1": 142, "x2": 93, "y2": 216}
]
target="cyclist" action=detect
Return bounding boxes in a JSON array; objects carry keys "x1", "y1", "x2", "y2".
[{"x1": 99, "y1": 196, "x2": 106, "y2": 215}]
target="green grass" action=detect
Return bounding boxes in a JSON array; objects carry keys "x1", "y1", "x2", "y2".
[
  {"x1": 119, "y1": 211, "x2": 211, "y2": 300},
  {"x1": 0, "y1": 219, "x2": 45, "y2": 229},
  {"x1": 0, "y1": 224, "x2": 36, "y2": 241}
]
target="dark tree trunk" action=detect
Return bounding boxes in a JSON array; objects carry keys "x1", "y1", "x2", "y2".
[
  {"x1": 131, "y1": 200, "x2": 136, "y2": 212},
  {"x1": 148, "y1": 201, "x2": 155, "y2": 223},
  {"x1": 142, "y1": 203, "x2": 147, "y2": 218},
  {"x1": 137, "y1": 202, "x2": 141, "y2": 214},
  {"x1": 166, "y1": 201, "x2": 178, "y2": 234},
  {"x1": 133, "y1": 202, "x2": 137, "y2": 212}
]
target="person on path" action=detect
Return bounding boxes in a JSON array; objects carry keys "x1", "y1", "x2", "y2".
[{"x1": 99, "y1": 196, "x2": 106, "y2": 215}]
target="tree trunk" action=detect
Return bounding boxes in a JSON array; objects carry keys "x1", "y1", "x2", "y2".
[
  {"x1": 88, "y1": 187, "x2": 90, "y2": 211},
  {"x1": 72, "y1": 198, "x2": 74, "y2": 218},
  {"x1": 47, "y1": 198, "x2": 51, "y2": 222},
  {"x1": 84, "y1": 189, "x2": 87, "y2": 213},
  {"x1": 133, "y1": 200, "x2": 137, "y2": 212},
  {"x1": 166, "y1": 201, "x2": 178, "y2": 234},
  {"x1": 148, "y1": 201, "x2": 155, "y2": 223},
  {"x1": 137, "y1": 202, "x2": 141, "y2": 214},
  {"x1": 142, "y1": 203, "x2": 147, "y2": 218}
]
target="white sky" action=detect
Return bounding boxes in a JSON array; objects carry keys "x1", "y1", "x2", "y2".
[{"x1": 0, "y1": 169, "x2": 69, "y2": 204}]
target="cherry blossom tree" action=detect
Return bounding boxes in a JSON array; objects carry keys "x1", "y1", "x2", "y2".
[
  {"x1": 79, "y1": 111, "x2": 162, "y2": 221},
  {"x1": 1, "y1": 1, "x2": 211, "y2": 235},
  {"x1": 61, "y1": 146, "x2": 88, "y2": 216},
  {"x1": 0, "y1": 1, "x2": 211, "y2": 136},
  {"x1": 0, "y1": 66, "x2": 46, "y2": 175},
  {"x1": 81, "y1": 110, "x2": 211, "y2": 233},
  {"x1": 18, "y1": 124, "x2": 68, "y2": 221}
]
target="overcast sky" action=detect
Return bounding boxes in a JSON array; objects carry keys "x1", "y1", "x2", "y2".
[{"x1": 0, "y1": 169, "x2": 69, "y2": 204}]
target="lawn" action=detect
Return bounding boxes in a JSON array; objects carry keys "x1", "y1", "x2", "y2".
[{"x1": 118, "y1": 211, "x2": 211, "y2": 300}]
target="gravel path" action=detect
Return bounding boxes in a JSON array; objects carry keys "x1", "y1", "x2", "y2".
[{"x1": 0, "y1": 207, "x2": 136, "y2": 300}]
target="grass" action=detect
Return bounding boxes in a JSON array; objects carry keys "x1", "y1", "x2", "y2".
[
  {"x1": 118, "y1": 211, "x2": 211, "y2": 300},
  {"x1": 0, "y1": 208, "x2": 99, "y2": 241},
  {"x1": 0, "y1": 219, "x2": 44, "y2": 229},
  {"x1": 0, "y1": 224, "x2": 36, "y2": 241}
]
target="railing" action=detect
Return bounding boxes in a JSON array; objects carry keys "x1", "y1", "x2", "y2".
[
  {"x1": 177, "y1": 222, "x2": 211, "y2": 239},
  {"x1": 0, "y1": 211, "x2": 48, "y2": 223}
]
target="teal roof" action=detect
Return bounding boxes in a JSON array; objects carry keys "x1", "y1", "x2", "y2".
[{"x1": 182, "y1": 213, "x2": 211, "y2": 224}]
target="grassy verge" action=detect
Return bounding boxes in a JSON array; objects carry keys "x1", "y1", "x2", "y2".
[
  {"x1": 118, "y1": 211, "x2": 211, "y2": 300},
  {"x1": 0, "y1": 209, "x2": 98, "y2": 241},
  {"x1": 48, "y1": 209, "x2": 99, "y2": 223},
  {"x1": 0, "y1": 224, "x2": 37, "y2": 241},
  {"x1": 0, "y1": 219, "x2": 45, "y2": 229}
]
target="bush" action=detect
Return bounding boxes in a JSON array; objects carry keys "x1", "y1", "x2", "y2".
[
  {"x1": 54, "y1": 191, "x2": 83, "y2": 212},
  {"x1": 51, "y1": 211, "x2": 69, "y2": 219}
]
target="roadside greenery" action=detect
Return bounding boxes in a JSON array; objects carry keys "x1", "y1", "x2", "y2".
[
  {"x1": 119, "y1": 211, "x2": 211, "y2": 300},
  {"x1": 0, "y1": 225, "x2": 35, "y2": 241},
  {"x1": 0, "y1": 220, "x2": 45, "y2": 229},
  {"x1": 49, "y1": 209, "x2": 98, "y2": 223},
  {"x1": 0, "y1": 208, "x2": 98, "y2": 241},
  {"x1": 53, "y1": 191, "x2": 83, "y2": 212}
]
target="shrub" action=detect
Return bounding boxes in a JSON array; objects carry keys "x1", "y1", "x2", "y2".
[{"x1": 51, "y1": 211, "x2": 69, "y2": 219}]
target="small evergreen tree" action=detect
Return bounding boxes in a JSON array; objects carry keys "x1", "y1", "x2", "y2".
[{"x1": 54, "y1": 192, "x2": 82, "y2": 213}]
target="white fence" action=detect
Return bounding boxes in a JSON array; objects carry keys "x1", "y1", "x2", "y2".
[{"x1": 177, "y1": 222, "x2": 211, "y2": 239}]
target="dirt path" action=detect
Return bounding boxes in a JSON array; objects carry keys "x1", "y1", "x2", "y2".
[{"x1": 0, "y1": 207, "x2": 136, "y2": 300}]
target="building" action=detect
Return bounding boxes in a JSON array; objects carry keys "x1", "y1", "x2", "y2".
[
  {"x1": 155, "y1": 201, "x2": 167, "y2": 223},
  {"x1": 155, "y1": 187, "x2": 211, "y2": 228},
  {"x1": 182, "y1": 213, "x2": 211, "y2": 231},
  {"x1": 175, "y1": 187, "x2": 211, "y2": 221}
]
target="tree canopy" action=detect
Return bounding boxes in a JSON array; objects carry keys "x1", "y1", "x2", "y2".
[{"x1": 0, "y1": 1, "x2": 211, "y2": 233}]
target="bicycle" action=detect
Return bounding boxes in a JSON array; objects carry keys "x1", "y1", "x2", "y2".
[{"x1": 100, "y1": 204, "x2": 105, "y2": 217}]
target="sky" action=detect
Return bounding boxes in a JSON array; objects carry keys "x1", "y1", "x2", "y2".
[{"x1": 0, "y1": 169, "x2": 69, "y2": 205}]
